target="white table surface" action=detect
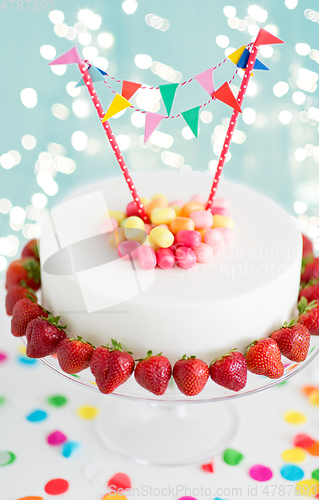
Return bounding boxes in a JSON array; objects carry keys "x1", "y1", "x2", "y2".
[{"x1": 1, "y1": 281, "x2": 319, "y2": 500}]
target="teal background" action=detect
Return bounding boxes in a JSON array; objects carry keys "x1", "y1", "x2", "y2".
[{"x1": 0, "y1": 0, "x2": 318, "y2": 276}]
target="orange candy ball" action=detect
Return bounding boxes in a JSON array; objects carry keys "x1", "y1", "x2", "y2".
[
  {"x1": 170, "y1": 217, "x2": 195, "y2": 235},
  {"x1": 180, "y1": 201, "x2": 205, "y2": 218}
]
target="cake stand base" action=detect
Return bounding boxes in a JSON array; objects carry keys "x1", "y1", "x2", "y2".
[{"x1": 95, "y1": 397, "x2": 238, "y2": 466}]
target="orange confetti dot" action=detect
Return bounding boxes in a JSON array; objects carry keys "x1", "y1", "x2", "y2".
[
  {"x1": 307, "y1": 442, "x2": 319, "y2": 457},
  {"x1": 102, "y1": 495, "x2": 127, "y2": 500},
  {"x1": 17, "y1": 497, "x2": 43, "y2": 500},
  {"x1": 302, "y1": 385, "x2": 319, "y2": 397},
  {"x1": 309, "y1": 390, "x2": 319, "y2": 407}
]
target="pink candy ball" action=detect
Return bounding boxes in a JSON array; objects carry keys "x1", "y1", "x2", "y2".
[
  {"x1": 190, "y1": 194, "x2": 206, "y2": 205},
  {"x1": 189, "y1": 210, "x2": 213, "y2": 229},
  {"x1": 211, "y1": 206, "x2": 230, "y2": 217},
  {"x1": 99, "y1": 217, "x2": 119, "y2": 234},
  {"x1": 215, "y1": 227, "x2": 233, "y2": 245},
  {"x1": 144, "y1": 223, "x2": 152, "y2": 235},
  {"x1": 118, "y1": 240, "x2": 140, "y2": 260},
  {"x1": 176, "y1": 230, "x2": 201, "y2": 248},
  {"x1": 156, "y1": 248, "x2": 175, "y2": 269},
  {"x1": 191, "y1": 243, "x2": 213, "y2": 263},
  {"x1": 203, "y1": 229, "x2": 225, "y2": 253},
  {"x1": 212, "y1": 197, "x2": 229, "y2": 210},
  {"x1": 169, "y1": 199, "x2": 184, "y2": 208},
  {"x1": 137, "y1": 245, "x2": 157, "y2": 270},
  {"x1": 175, "y1": 247, "x2": 196, "y2": 269},
  {"x1": 126, "y1": 201, "x2": 140, "y2": 218}
]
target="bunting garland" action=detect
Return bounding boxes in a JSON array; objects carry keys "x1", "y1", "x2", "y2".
[
  {"x1": 181, "y1": 107, "x2": 200, "y2": 137},
  {"x1": 194, "y1": 68, "x2": 215, "y2": 96},
  {"x1": 144, "y1": 113, "x2": 165, "y2": 143},
  {"x1": 75, "y1": 65, "x2": 106, "y2": 87},
  {"x1": 158, "y1": 83, "x2": 178, "y2": 116}
]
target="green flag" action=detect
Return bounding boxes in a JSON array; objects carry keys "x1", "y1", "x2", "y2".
[
  {"x1": 181, "y1": 106, "x2": 200, "y2": 137},
  {"x1": 159, "y1": 83, "x2": 178, "y2": 116}
]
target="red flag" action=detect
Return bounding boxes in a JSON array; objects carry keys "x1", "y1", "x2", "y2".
[
  {"x1": 256, "y1": 28, "x2": 284, "y2": 46},
  {"x1": 122, "y1": 81, "x2": 142, "y2": 101},
  {"x1": 213, "y1": 82, "x2": 242, "y2": 113}
]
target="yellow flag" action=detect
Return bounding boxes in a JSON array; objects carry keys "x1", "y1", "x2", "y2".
[
  {"x1": 102, "y1": 94, "x2": 131, "y2": 122},
  {"x1": 228, "y1": 45, "x2": 246, "y2": 65}
]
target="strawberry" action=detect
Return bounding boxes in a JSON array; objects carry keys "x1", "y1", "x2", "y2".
[
  {"x1": 301, "y1": 257, "x2": 319, "y2": 284},
  {"x1": 270, "y1": 319, "x2": 310, "y2": 362},
  {"x1": 57, "y1": 337, "x2": 95, "y2": 374},
  {"x1": 21, "y1": 239, "x2": 40, "y2": 262},
  {"x1": 173, "y1": 356, "x2": 209, "y2": 396},
  {"x1": 245, "y1": 338, "x2": 284, "y2": 379},
  {"x1": 5, "y1": 282, "x2": 37, "y2": 315},
  {"x1": 298, "y1": 297, "x2": 319, "y2": 335},
  {"x1": 302, "y1": 234, "x2": 313, "y2": 259},
  {"x1": 90, "y1": 340, "x2": 134, "y2": 394},
  {"x1": 134, "y1": 351, "x2": 172, "y2": 396},
  {"x1": 26, "y1": 316, "x2": 67, "y2": 358},
  {"x1": 299, "y1": 279, "x2": 319, "y2": 303},
  {"x1": 11, "y1": 298, "x2": 48, "y2": 337},
  {"x1": 210, "y1": 349, "x2": 247, "y2": 392},
  {"x1": 6, "y1": 258, "x2": 41, "y2": 291}
]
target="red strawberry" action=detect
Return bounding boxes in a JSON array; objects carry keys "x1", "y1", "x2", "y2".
[
  {"x1": 57, "y1": 337, "x2": 95, "y2": 374},
  {"x1": 210, "y1": 349, "x2": 247, "y2": 392},
  {"x1": 134, "y1": 351, "x2": 172, "y2": 396},
  {"x1": 173, "y1": 356, "x2": 209, "y2": 396},
  {"x1": 5, "y1": 283, "x2": 37, "y2": 315},
  {"x1": 26, "y1": 316, "x2": 67, "y2": 358},
  {"x1": 301, "y1": 257, "x2": 319, "y2": 284},
  {"x1": 6, "y1": 258, "x2": 40, "y2": 291},
  {"x1": 21, "y1": 239, "x2": 40, "y2": 262},
  {"x1": 245, "y1": 338, "x2": 284, "y2": 379},
  {"x1": 270, "y1": 319, "x2": 310, "y2": 362},
  {"x1": 299, "y1": 279, "x2": 319, "y2": 303},
  {"x1": 298, "y1": 297, "x2": 319, "y2": 335},
  {"x1": 90, "y1": 340, "x2": 134, "y2": 394},
  {"x1": 302, "y1": 234, "x2": 313, "y2": 259},
  {"x1": 11, "y1": 298, "x2": 48, "y2": 337}
]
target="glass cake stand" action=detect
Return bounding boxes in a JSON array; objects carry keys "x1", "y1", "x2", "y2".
[{"x1": 36, "y1": 338, "x2": 319, "y2": 466}]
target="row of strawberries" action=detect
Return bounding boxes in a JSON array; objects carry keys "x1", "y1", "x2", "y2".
[{"x1": 4, "y1": 235, "x2": 319, "y2": 397}]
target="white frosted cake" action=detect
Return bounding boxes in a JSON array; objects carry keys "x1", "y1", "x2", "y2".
[{"x1": 38, "y1": 172, "x2": 302, "y2": 364}]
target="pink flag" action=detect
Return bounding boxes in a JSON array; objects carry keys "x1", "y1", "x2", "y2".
[
  {"x1": 49, "y1": 47, "x2": 82, "y2": 66},
  {"x1": 144, "y1": 113, "x2": 165, "y2": 143},
  {"x1": 195, "y1": 68, "x2": 215, "y2": 96}
]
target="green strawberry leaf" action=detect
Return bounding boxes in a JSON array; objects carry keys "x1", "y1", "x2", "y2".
[{"x1": 22, "y1": 258, "x2": 40, "y2": 284}]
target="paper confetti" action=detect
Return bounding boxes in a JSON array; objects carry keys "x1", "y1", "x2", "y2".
[
  {"x1": 26, "y1": 410, "x2": 47, "y2": 423},
  {"x1": 102, "y1": 495, "x2": 127, "y2": 500},
  {"x1": 108, "y1": 473, "x2": 131, "y2": 491},
  {"x1": 177, "y1": 497, "x2": 198, "y2": 500},
  {"x1": 312, "y1": 469, "x2": 319, "y2": 481},
  {"x1": 295, "y1": 478, "x2": 319, "y2": 497},
  {"x1": 284, "y1": 410, "x2": 307, "y2": 425},
  {"x1": 301, "y1": 386, "x2": 319, "y2": 396},
  {"x1": 17, "y1": 356, "x2": 37, "y2": 365},
  {"x1": 47, "y1": 395, "x2": 67, "y2": 407},
  {"x1": 0, "y1": 352, "x2": 8, "y2": 362},
  {"x1": 0, "y1": 451, "x2": 16, "y2": 466},
  {"x1": 47, "y1": 431, "x2": 67, "y2": 446},
  {"x1": 62, "y1": 441, "x2": 80, "y2": 458},
  {"x1": 223, "y1": 448, "x2": 244, "y2": 466},
  {"x1": 280, "y1": 464, "x2": 304, "y2": 481},
  {"x1": 17, "y1": 497, "x2": 44, "y2": 500},
  {"x1": 77, "y1": 405, "x2": 99, "y2": 420},
  {"x1": 293, "y1": 434, "x2": 316, "y2": 449},
  {"x1": 201, "y1": 461, "x2": 214, "y2": 473},
  {"x1": 306, "y1": 441, "x2": 319, "y2": 456},
  {"x1": 282, "y1": 447, "x2": 307, "y2": 463},
  {"x1": 44, "y1": 478, "x2": 69, "y2": 495},
  {"x1": 0, "y1": 396, "x2": 6, "y2": 406},
  {"x1": 308, "y1": 390, "x2": 319, "y2": 406},
  {"x1": 249, "y1": 464, "x2": 273, "y2": 482}
]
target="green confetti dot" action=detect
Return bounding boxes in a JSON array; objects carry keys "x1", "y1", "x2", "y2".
[
  {"x1": 223, "y1": 448, "x2": 244, "y2": 466},
  {"x1": 0, "y1": 397, "x2": 6, "y2": 406},
  {"x1": 0, "y1": 451, "x2": 16, "y2": 466},
  {"x1": 47, "y1": 395, "x2": 68, "y2": 407},
  {"x1": 312, "y1": 469, "x2": 319, "y2": 481}
]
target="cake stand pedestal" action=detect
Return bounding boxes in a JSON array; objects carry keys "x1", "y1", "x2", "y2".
[{"x1": 38, "y1": 338, "x2": 319, "y2": 466}]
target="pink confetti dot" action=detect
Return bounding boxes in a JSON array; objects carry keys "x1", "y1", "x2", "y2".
[
  {"x1": 249, "y1": 464, "x2": 273, "y2": 482},
  {"x1": 108, "y1": 472, "x2": 131, "y2": 491},
  {"x1": 0, "y1": 352, "x2": 8, "y2": 363},
  {"x1": 47, "y1": 431, "x2": 67, "y2": 446}
]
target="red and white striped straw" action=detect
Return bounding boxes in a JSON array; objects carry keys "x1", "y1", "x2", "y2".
[
  {"x1": 78, "y1": 62, "x2": 149, "y2": 222},
  {"x1": 206, "y1": 34, "x2": 260, "y2": 210}
]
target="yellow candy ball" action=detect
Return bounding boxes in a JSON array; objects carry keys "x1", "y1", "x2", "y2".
[
  {"x1": 170, "y1": 204, "x2": 182, "y2": 217},
  {"x1": 124, "y1": 216, "x2": 145, "y2": 241},
  {"x1": 150, "y1": 226, "x2": 174, "y2": 248},
  {"x1": 140, "y1": 197, "x2": 150, "y2": 206},
  {"x1": 212, "y1": 215, "x2": 234, "y2": 229},
  {"x1": 151, "y1": 207, "x2": 176, "y2": 225},
  {"x1": 152, "y1": 193, "x2": 168, "y2": 202},
  {"x1": 107, "y1": 210, "x2": 126, "y2": 224}
]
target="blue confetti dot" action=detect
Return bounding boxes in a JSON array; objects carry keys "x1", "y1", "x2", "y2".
[
  {"x1": 26, "y1": 409, "x2": 47, "y2": 422},
  {"x1": 280, "y1": 464, "x2": 304, "y2": 481},
  {"x1": 18, "y1": 356, "x2": 38, "y2": 365},
  {"x1": 62, "y1": 441, "x2": 80, "y2": 458}
]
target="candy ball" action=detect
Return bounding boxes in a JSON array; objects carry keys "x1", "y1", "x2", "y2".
[
  {"x1": 126, "y1": 201, "x2": 140, "y2": 218},
  {"x1": 156, "y1": 248, "x2": 175, "y2": 269},
  {"x1": 169, "y1": 199, "x2": 185, "y2": 208},
  {"x1": 175, "y1": 247, "x2": 196, "y2": 269},
  {"x1": 169, "y1": 204, "x2": 182, "y2": 217},
  {"x1": 212, "y1": 198, "x2": 230, "y2": 210},
  {"x1": 190, "y1": 210, "x2": 213, "y2": 229},
  {"x1": 118, "y1": 240, "x2": 140, "y2": 260},
  {"x1": 150, "y1": 226, "x2": 174, "y2": 248},
  {"x1": 99, "y1": 217, "x2": 119, "y2": 234},
  {"x1": 124, "y1": 216, "x2": 145, "y2": 242},
  {"x1": 144, "y1": 223, "x2": 152, "y2": 235},
  {"x1": 137, "y1": 245, "x2": 157, "y2": 270},
  {"x1": 191, "y1": 243, "x2": 213, "y2": 263},
  {"x1": 203, "y1": 229, "x2": 225, "y2": 253},
  {"x1": 211, "y1": 206, "x2": 230, "y2": 217},
  {"x1": 212, "y1": 215, "x2": 234, "y2": 229},
  {"x1": 152, "y1": 193, "x2": 168, "y2": 202},
  {"x1": 145, "y1": 198, "x2": 168, "y2": 218},
  {"x1": 190, "y1": 194, "x2": 206, "y2": 205},
  {"x1": 197, "y1": 228, "x2": 207, "y2": 241},
  {"x1": 104, "y1": 210, "x2": 126, "y2": 224},
  {"x1": 151, "y1": 207, "x2": 176, "y2": 225},
  {"x1": 176, "y1": 230, "x2": 201, "y2": 248},
  {"x1": 215, "y1": 227, "x2": 233, "y2": 245},
  {"x1": 170, "y1": 217, "x2": 195, "y2": 235},
  {"x1": 140, "y1": 197, "x2": 150, "y2": 206},
  {"x1": 107, "y1": 227, "x2": 126, "y2": 248},
  {"x1": 180, "y1": 201, "x2": 205, "y2": 218}
]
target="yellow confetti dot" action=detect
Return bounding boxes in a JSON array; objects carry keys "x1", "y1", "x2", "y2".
[
  {"x1": 284, "y1": 410, "x2": 307, "y2": 425},
  {"x1": 282, "y1": 447, "x2": 307, "y2": 463},
  {"x1": 18, "y1": 344, "x2": 26, "y2": 354},
  {"x1": 77, "y1": 405, "x2": 99, "y2": 420},
  {"x1": 102, "y1": 495, "x2": 127, "y2": 500},
  {"x1": 295, "y1": 478, "x2": 319, "y2": 497},
  {"x1": 309, "y1": 390, "x2": 319, "y2": 407}
]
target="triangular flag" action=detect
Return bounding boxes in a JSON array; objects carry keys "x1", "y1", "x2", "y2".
[
  {"x1": 228, "y1": 46, "x2": 246, "y2": 66},
  {"x1": 159, "y1": 84, "x2": 178, "y2": 116},
  {"x1": 49, "y1": 47, "x2": 82, "y2": 66},
  {"x1": 256, "y1": 28, "x2": 284, "y2": 46},
  {"x1": 122, "y1": 81, "x2": 142, "y2": 101},
  {"x1": 194, "y1": 68, "x2": 215, "y2": 97},
  {"x1": 237, "y1": 49, "x2": 269, "y2": 71},
  {"x1": 96, "y1": 67, "x2": 107, "y2": 76},
  {"x1": 144, "y1": 112, "x2": 165, "y2": 143},
  {"x1": 102, "y1": 94, "x2": 131, "y2": 122},
  {"x1": 181, "y1": 106, "x2": 200, "y2": 138},
  {"x1": 75, "y1": 65, "x2": 106, "y2": 88},
  {"x1": 213, "y1": 82, "x2": 242, "y2": 113},
  {"x1": 253, "y1": 58, "x2": 269, "y2": 71}
]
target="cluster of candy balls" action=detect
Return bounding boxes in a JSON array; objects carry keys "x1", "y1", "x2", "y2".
[{"x1": 100, "y1": 193, "x2": 234, "y2": 270}]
